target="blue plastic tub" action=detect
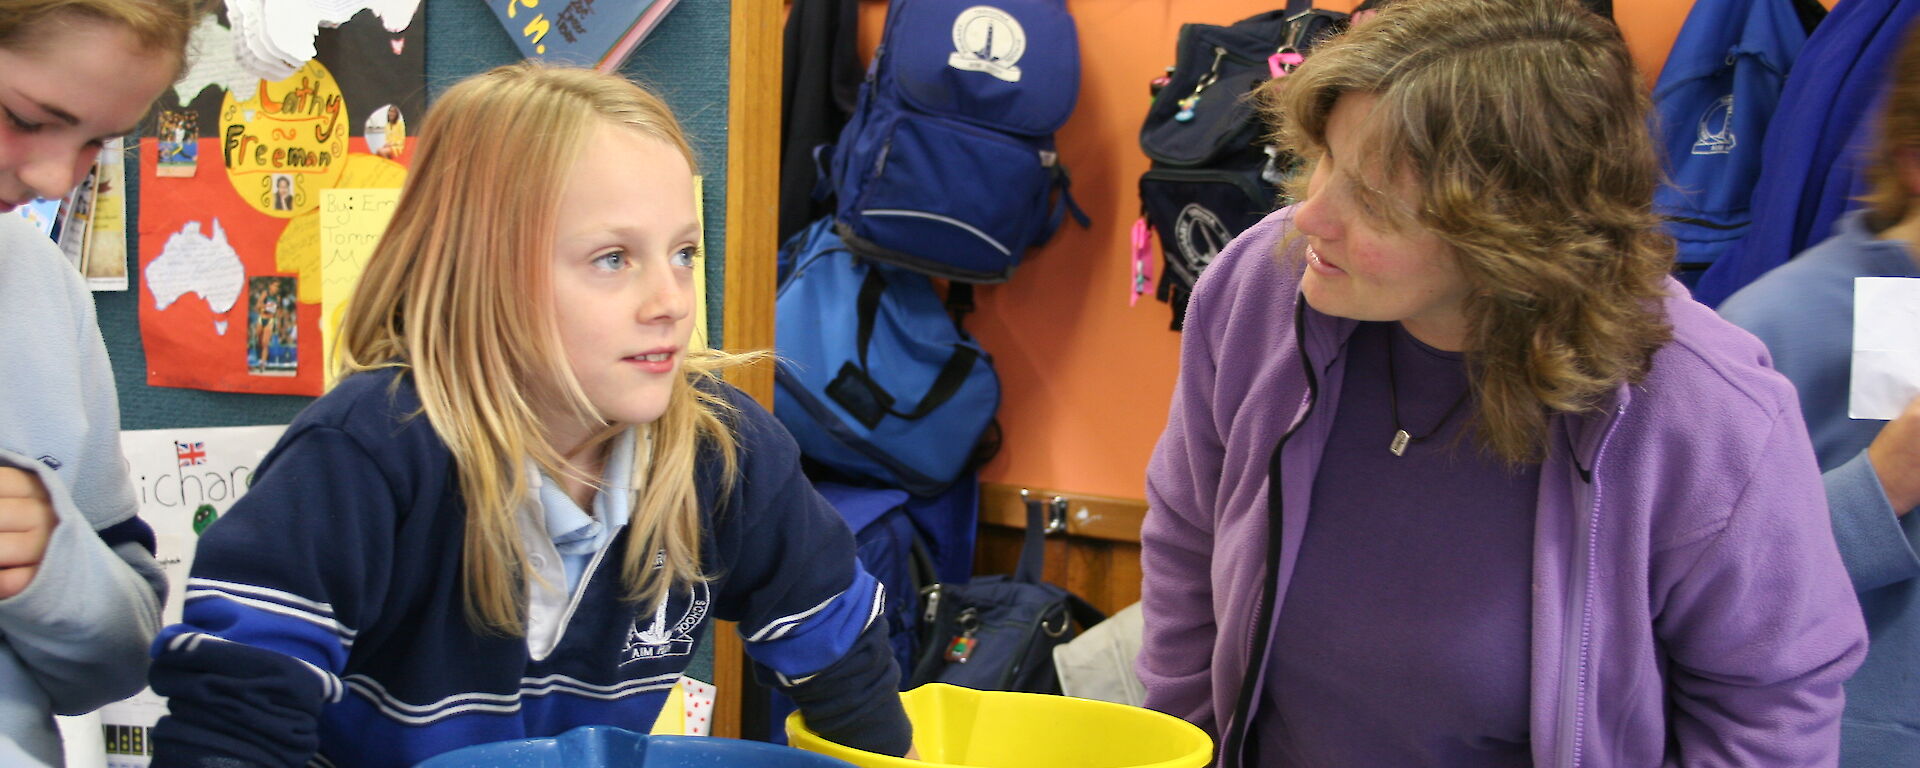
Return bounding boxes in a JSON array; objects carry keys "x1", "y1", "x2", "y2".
[{"x1": 414, "y1": 726, "x2": 859, "y2": 768}]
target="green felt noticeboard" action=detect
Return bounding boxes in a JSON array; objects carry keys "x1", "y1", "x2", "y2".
[{"x1": 101, "y1": 0, "x2": 735, "y2": 432}]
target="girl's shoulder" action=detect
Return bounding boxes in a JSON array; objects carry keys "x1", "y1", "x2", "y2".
[
  {"x1": 695, "y1": 376, "x2": 794, "y2": 462},
  {"x1": 277, "y1": 367, "x2": 449, "y2": 471},
  {"x1": 298, "y1": 367, "x2": 423, "y2": 432},
  {"x1": 689, "y1": 376, "x2": 809, "y2": 503}
]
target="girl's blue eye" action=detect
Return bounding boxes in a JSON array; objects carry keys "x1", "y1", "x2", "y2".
[
  {"x1": 671, "y1": 247, "x2": 699, "y2": 268},
  {"x1": 591, "y1": 250, "x2": 628, "y2": 271}
]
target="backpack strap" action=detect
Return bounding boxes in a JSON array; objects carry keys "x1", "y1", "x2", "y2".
[
  {"x1": 1065, "y1": 592, "x2": 1106, "y2": 631},
  {"x1": 1014, "y1": 491, "x2": 1058, "y2": 584},
  {"x1": 810, "y1": 142, "x2": 836, "y2": 202},
  {"x1": 852, "y1": 267, "x2": 982, "y2": 421},
  {"x1": 945, "y1": 282, "x2": 975, "y2": 326},
  {"x1": 1042, "y1": 159, "x2": 1093, "y2": 241}
]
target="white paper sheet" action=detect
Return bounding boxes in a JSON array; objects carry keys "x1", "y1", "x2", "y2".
[
  {"x1": 173, "y1": 15, "x2": 260, "y2": 104},
  {"x1": 1851, "y1": 277, "x2": 1920, "y2": 420},
  {"x1": 96, "y1": 426, "x2": 289, "y2": 767}
]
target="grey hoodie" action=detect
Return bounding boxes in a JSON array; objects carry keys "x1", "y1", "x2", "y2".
[{"x1": 0, "y1": 212, "x2": 165, "y2": 766}]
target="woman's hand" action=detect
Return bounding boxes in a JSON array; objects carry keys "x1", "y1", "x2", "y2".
[{"x1": 1870, "y1": 394, "x2": 1920, "y2": 515}]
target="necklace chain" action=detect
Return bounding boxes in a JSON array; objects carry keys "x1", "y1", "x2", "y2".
[{"x1": 1386, "y1": 328, "x2": 1471, "y2": 456}]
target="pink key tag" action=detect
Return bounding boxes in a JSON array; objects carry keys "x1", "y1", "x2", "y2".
[
  {"x1": 1130, "y1": 217, "x2": 1154, "y2": 307},
  {"x1": 1269, "y1": 51, "x2": 1304, "y2": 79}
]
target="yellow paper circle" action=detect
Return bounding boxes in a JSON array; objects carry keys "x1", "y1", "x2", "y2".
[{"x1": 220, "y1": 60, "x2": 350, "y2": 218}]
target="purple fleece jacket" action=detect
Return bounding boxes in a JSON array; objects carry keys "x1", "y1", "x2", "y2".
[{"x1": 1139, "y1": 207, "x2": 1868, "y2": 767}]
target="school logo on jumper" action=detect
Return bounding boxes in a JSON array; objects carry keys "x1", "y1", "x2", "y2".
[
  {"x1": 1174, "y1": 203, "x2": 1231, "y2": 274},
  {"x1": 621, "y1": 582, "x2": 710, "y2": 665},
  {"x1": 949, "y1": 6, "x2": 1026, "y2": 83},
  {"x1": 1692, "y1": 94, "x2": 1736, "y2": 155}
]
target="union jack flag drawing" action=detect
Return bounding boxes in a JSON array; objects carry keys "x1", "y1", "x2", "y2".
[{"x1": 176, "y1": 441, "x2": 206, "y2": 467}]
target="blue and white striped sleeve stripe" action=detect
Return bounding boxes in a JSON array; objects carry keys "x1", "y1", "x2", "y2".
[
  {"x1": 158, "y1": 628, "x2": 347, "y2": 703},
  {"x1": 171, "y1": 578, "x2": 356, "y2": 681},
  {"x1": 741, "y1": 566, "x2": 885, "y2": 685}
]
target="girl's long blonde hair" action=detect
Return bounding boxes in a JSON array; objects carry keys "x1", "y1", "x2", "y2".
[
  {"x1": 1265, "y1": 0, "x2": 1674, "y2": 463},
  {"x1": 337, "y1": 62, "x2": 749, "y2": 635}
]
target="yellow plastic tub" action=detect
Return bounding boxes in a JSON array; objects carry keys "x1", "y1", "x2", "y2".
[{"x1": 786, "y1": 684, "x2": 1212, "y2": 768}]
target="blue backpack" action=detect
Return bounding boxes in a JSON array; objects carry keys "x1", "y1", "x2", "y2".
[
  {"x1": 761, "y1": 478, "x2": 977, "y2": 744},
  {"x1": 828, "y1": 0, "x2": 1090, "y2": 283},
  {"x1": 814, "y1": 483, "x2": 937, "y2": 678},
  {"x1": 774, "y1": 219, "x2": 1000, "y2": 496},
  {"x1": 1650, "y1": 0, "x2": 1812, "y2": 283}
]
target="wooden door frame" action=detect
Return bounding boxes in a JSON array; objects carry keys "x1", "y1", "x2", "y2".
[{"x1": 715, "y1": 0, "x2": 781, "y2": 740}]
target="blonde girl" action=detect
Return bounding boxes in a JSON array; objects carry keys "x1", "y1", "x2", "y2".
[{"x1": 147, "y1": 63, "x2": 912, "y2": 767}]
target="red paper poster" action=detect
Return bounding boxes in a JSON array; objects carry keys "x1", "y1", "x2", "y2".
[{"x1": 137, "y1": 10, "x2": 423, "y2": 395}]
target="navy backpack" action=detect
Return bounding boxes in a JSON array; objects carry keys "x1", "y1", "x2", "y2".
[
  {"x1": 828, "y1": 0, "x2": 1090, "y2": 283},
  {"x1": 1137, "y1": 6, "x2": 1344, "y2": 330},
  {"x1": 1650, "y1": 0, "x2": 1814, "y2": 286},
  {"x1": 774, "y1": 219, "x2": 1000, "y2": 496}
]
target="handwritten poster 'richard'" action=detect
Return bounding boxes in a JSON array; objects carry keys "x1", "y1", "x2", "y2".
[
  {"x1": 96, "y1": 425, "x2": 288, "y2": 766},
  {"x1": 137, "y1": 10, "x2": 423, "y2": 395}
]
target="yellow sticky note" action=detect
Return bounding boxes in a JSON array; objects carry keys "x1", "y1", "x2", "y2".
[
  {"x1": 319, "y1": 188, "x2": 402, "y2": 389},
  {"x1": 651, "y1": 679, "x2": 687, "y2": 735},
  {"x1": 692, "y1": 176, "x2": 707, "y2": 351}
]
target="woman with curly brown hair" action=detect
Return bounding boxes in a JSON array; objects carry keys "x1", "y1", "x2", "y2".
[{"x1": 1138, "y1": 0, "x2": 1865, "y2": 765}]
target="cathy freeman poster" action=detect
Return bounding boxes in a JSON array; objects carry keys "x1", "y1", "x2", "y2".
[{"x1": 137, "y1": 8, "x2": 424, "y2": 396}]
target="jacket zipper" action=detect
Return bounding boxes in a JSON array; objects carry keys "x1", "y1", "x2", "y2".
[
  {"x1": 1220, "y1": 298, "x2": 1320, "y2": 767},
  {"x1": 1555, "y1": 402, "x2": 1626, "y2": 768}
]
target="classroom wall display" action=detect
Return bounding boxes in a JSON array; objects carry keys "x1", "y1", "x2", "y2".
[
  {"x1": 135, "y1": 7, "x2": 426, "y2": 396},
  {"x1": 483, "y1": 0, "x2": 685, "y2": 71},
  {"x1": 98, "y1": 0, "x2": 731, "y2": 433},
  {"x1": 94, "y1": 425, "x2": 290, "y2": 767}
]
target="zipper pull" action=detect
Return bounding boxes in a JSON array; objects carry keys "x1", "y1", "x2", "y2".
[
  {"x1": 1175, "y1": 46, "x2": 1228, "y2": 123},
  {"x1": 1268, "y1": 50, "x2": 1304, "y2": 79},
  {"x1": 945, "y1": 607, "x2": 981, "y2": 663},
  {"x1": 1131, "y1": 217, "x2": 1154, "y2": 307},
  {"x1": 921, "y1": 584, "x2": 943, "y2": 624},
  {"x1": 1270, "y1": 12, "x2": 1319, "y2": 79}
]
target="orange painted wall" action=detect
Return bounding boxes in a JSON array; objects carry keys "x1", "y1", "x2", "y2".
[{"x1": 852, "y1": 0, "x2": 1706, "y2": 500}]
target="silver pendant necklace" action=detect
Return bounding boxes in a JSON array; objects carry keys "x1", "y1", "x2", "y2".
[{"x1": 1386, "y1": 329, "x2": 1471, "y2": 456}]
